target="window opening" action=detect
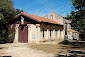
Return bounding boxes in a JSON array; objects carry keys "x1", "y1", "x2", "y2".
[
  {"x1": 60, "y1": 29, "x2": 62, "y2": 37},
  {"x1": 50, "y1": 29, "x2": 51, "y2": 36},
  {"x1": 51, "y1": 15, "x2": 53, "y2": 19},
  {"x1": 43, "y1": 28, "x2": 44, "y2": 37},
  {"x1": 21, "y1": 25, "x2": 24, "y2": 31},
  {"x1": 55, "y1": 29, "x2": 58, "y2": 37}
]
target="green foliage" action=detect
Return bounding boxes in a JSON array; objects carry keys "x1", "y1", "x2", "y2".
[
  {"x1": 15, "y1": 8, "x2": 23, "y2": 15},
  {"x1": 0, "y1": 0, "x2": 14, "y2": 40},
  {"x1": 0, "y1": 0, "x2": 23, "y2": 42},
  {"x1": 71, "y1": 0, "x2": 85, "y2": 10},
  {"x1": 64, "y1": 13, "x2": 72, "y2": 20},
  {"x1": 65, "y1": 0, "x2": 85, "y2": 40},
  {"x1": 0, "y1": 12, "x2": 4, "y2": 20}
]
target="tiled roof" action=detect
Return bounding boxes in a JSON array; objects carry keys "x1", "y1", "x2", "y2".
[
  {"x1": 68, "y1": 29, "x2": 78, "y2": 33},
  {"x1": 14, "y1": 12, "x2": 64, "y2": 26}
]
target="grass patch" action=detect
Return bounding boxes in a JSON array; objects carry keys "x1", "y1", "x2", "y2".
[
  {"x1": 54, "y1": 38, "x2": 63, "y2": 42},
  {"x1": 28, "y1": 40, "x2": 85, "y2": 55},
  {"x1": 29, "y1": 43, "x2": 68, "y2": 54}
]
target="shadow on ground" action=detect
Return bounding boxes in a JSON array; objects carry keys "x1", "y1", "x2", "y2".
[{"x1": 56, "y1": 40, "x2": 85, "y2": 57}]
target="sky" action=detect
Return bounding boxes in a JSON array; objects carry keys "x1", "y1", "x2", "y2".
[{"x1": 12, "y1": 0, "x2": 74, "y2": 17}]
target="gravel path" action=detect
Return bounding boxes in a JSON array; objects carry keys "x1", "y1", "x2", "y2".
[{"x1": 0, "y1": 43, "x2": 54, "y2": 57}]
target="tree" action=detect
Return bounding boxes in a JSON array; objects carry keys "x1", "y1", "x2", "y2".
[
  {"x1": 15, "y1": 8, "x2": 23, "y2": 15},
  {"x1": 71, "y1": 0, "x2": 85, "y2": 40},
  {"x1": 0, "y1": 0, "x2": 23, "y2": 42},
  {"x1": 71, "y1": 0, "x2": 85, "y2": 10},
  {"x1": 0, "y1": 0, "x2": 15, "y2": 39},
  {"x1": 65, "y1": 0, "x2": 85, "y2": 40},
  {"x1": 64, "y1": 13, "x2": 72, "y2": 20}
]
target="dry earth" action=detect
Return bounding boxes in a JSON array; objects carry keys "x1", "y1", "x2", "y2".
[{"x1": 0, "y1": 43, "x2": 54, "y2": 57}]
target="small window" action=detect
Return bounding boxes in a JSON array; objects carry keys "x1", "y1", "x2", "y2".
[
  {"x1": 43, "y1": 28, "x2": 44, "y2": 37},
  {"x1": 50, "y1": 29, "x2": 51, "y2": 36},
  {"x1": 21, "y1": 26, "x2": 24, "y2": 31},
  {"x1": 55, "y1": 29, "x2": 58, "y2": 37},
  {"x1": 51, "y1": 15, "x2": 53, "y2": 19},
  {"x1": 60, "y1": 29, "x2": 62, "y2": 37}
]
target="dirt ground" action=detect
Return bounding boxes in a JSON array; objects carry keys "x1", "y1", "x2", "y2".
[
  {"x1": 0, "y1": 43, "x2": 54, "y2": 57},
  {"x1": 0, "y1": 40, "x2": 85, "y2": 57},
  {"x1": 29, "y1": 40, "x2": 85, "y2": 55}
]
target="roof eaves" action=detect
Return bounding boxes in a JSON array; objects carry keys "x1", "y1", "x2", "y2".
[
  {"x1": 41, "y1": 21, "x2": 63, "y2": 26},
  {"x1": 14, "y1": 12, "x2": 64, "y2": 26},
  {"x1": 14, "y1": 13, "x2": 41, "y2": 23},
  {"x1": 22, "y1": 14, "x2": 41, "y2": 23}
]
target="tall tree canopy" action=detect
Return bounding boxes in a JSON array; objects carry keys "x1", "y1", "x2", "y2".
[
  {"x1": 65, "y1": 0, "x2": 85, "y2": 40},
  {"x1": 0, "y1": 0, "x2": 23, "y2": 42},
  {"x1": 71, "y1": 0, "x2": 85, "y2": 10}
]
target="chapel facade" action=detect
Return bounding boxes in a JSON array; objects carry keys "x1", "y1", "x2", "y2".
[
  {"x1": 44, "y1": 10, "x2": 79, "y2": 40},
  {"x1": 8, "y1": 11, "x2": 79, "y2": 43}
]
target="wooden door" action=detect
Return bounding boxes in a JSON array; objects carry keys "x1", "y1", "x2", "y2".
[{"x1": 18, "y1": 25, "x2": 28, "y2": 43}]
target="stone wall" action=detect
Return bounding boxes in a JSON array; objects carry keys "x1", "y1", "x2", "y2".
[
  {"x1": 27, "y1": 24, "x2": 38, "y2": 43},
  {"x1": 8, "y1": 24, "x2": 16, "y2": 42},
  {"x1": 40, "y1": 23, "x2": 64, "y2": 42},
  {"x1": 44, "y1": 11, "x2": 79, "y2": 40},
  {"x1": 44, "y1": 12, "x2": 64, "y2": 24}
]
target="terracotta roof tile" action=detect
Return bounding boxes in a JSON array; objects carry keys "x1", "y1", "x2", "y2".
[
  {"x1": 68, "y1": 29, "x2": 78, "y2": 33},
  {"x1": 14, "y1": 12, "x2": 64, "y2": 26}
]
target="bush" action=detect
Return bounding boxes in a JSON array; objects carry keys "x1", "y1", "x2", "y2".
[{"x1": 0, "y1": 38, "x2": 5, "y2": 44}]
